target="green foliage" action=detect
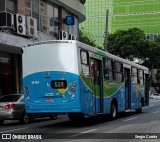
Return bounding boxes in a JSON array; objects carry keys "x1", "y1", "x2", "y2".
[
  {"x1": 155, "y1": 36, "x2": 160, "y2": 45},
  {"x1": 79, "y1": 0, "x2": 86, "y2": 4},
  {"x1": 106, "y1": 27, "x2": 149, "y2": 60},
  {"x1": 79, "y1": 30, "x2": 102, "y2": 50},
  {"x1": 153, "y1": 69, "x2": 160, "y2": 93},
  {"x1": 106, "y1": 27, "x2": 160, "y2": 91},
  {"x1": 150, "y1": 37, "x2": 160, "y2": 92}
]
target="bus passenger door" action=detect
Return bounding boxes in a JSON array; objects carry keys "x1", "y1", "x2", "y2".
[
  {"x1": 90, "y1": 59, "x2": 103, "y2": 113},
  {"x1": 124, "y1": 68, "x2": 131, "y2": 109},
  {"x1": 145, "y1": 74, "x2": 149, "y2": 106}
]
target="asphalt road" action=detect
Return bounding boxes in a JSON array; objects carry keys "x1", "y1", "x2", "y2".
[{"x1": 0, "y1": 99, "x2": 160, "y2": 142}]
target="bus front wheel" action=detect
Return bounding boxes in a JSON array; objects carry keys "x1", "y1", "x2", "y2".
[{"x1": 68, "y1": 113, "x2": 84, "y2": 121}]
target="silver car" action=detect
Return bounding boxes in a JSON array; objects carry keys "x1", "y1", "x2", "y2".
[
  {"x1": 0, "y1": 94, "x2": 57, "y2": 125},
  {"x1": 150, "y1": 93, "x2": 160, "y2": 99}
]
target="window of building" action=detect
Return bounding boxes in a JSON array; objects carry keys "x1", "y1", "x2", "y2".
[
  {"x1": 31, "y1": 0, "x2": 60, "y2": 37},
  {"x1": 19, "y1": 0, "x2": 78, "y2": 39},
  {"x1": 114, "y1": 61, "x2": 123, "y2": 82},
  {"x1": 25, "y1": 0, "x2": 31, "y2": 8},
  {"x1": 53, "y1": 6, "x2": 59, "y2": 37},
  {"x1": 32, "y1": 0, "x2": 40, "y2": 30},
  {"x1": 146, "y1": 33, "x2": 159, "y2": 41},
  {"x1": 39, "y1": 0, "x2": 47, "y2": 33},
  {"x1": 32, "y1": 11, "x2": 40, "y2": 30},
  {"x1": 6, "y1": 0, "x2": 17, "y2": 14},
  {"x1": 40, "y1": 15, "x2": 47, "y2": 33},
  {"x1": 53, "y1": 5, "x2": 58, "y2": 20},
  {"x1": 47, "y1": 3, "x2": 59, "y2": 37},
  {"x1": 40, "y1": 0, "x2": 46, "y2": 15},
  {"x1": 154, "y1": 34, "x2": 158, "y2": 40},
  {"x1": 103, "y1": 58, "x2": 114, "y2": 81},
  {"x1": 132, "y1": 67, "x2": 137, "y2": 84},
  {"x1": 32, "y1": 0, "x2": 39, "y2": 12},
  {"x1": 25, "y1": 0, "x2": 31, "y2": 16},
  {"x1": 73, "y1": 17, "x2": 78, "y2": 38}
]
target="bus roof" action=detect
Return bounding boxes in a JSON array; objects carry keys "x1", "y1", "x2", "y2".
[
  {"x1": 77, "y1": 41, "x2": 149, "y2": 72},
  {"x1": 25, "y1": 40, "x2": 149, "y2": 73}
]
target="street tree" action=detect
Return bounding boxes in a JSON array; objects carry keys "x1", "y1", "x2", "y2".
[
  {"x1": 106, "y1": 27, "x2": 160, "y2": 91},
  {"x1": 149, "y1": 37, "x2": 160, "y2": 93},
  {"x1": 106, "y1": 27, "x2": 150, "y2": 61},
  {"x1": 79, "y1": 30, "x2": 102, "y2": 49},
  {"x1": 153, "y1": 69, "x2": 160, "y2": 93}
]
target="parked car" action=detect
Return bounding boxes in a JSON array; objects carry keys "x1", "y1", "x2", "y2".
[
  {"x1": 0, "y1": 94, "x2": 58, "y2": 125},
  {"x1": 150, "y1": 93, "x2": 160, "y2": 99}
]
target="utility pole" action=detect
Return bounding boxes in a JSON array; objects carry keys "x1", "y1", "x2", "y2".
[{"x1": 104, "y1": 9, "x2": 109, "y2": 52}]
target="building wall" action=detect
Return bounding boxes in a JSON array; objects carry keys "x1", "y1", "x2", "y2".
[
  {"x1": 58, "y1": 0, "x2": 85, "y2": 22},
  {"x1": 112, "y1": 0, "x2": 160, "y2": 40},
  {"x1": 0, "y1": 0, "x2": 86, "y2": 95},
  {"x1": 80, "y1": 0, "x2": 113, "y2": 47},
  {"x1": 81, "y1": 0, "x2": 160, "y2": 47}
]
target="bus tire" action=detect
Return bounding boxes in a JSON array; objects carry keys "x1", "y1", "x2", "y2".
[
  {"x1": 0, "y1": 120, "x2": 4, "y2": 125},
  {"x1": 50, "y1": 114, "x2": 58, "y2": 120},
  {"x1": 136, "y1": 98, "x2": 144, "y2": 113},
  {"x1": 136, "y1": 103, "x2": 142, "y2": 113},
  {"x1": 20, "y1": 112, "x2": 30, "y2": 124},
  {"x1": 110, "y1": 101, "x2": 117, "y2": 120},
  {"x1": 68, "y1": 113, "x2": 84, "y2": 121}
]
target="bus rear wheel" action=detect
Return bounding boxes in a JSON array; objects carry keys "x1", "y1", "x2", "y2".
[
  {"x1": 136, "y1": 103, "x2": 142, "y2": 113},
  {"x1": 110, "y1": 102, "x2": 117, "y2": 120},
  {"x1": 20, "y1": 112, "x2": 30, "y2": 124},
  {"x1": 0, "y1": 120, "x2": 4, "y2": 125},
  {"x1": 50, "y1": 114, "x2": 58, "y2": 120},
  {"x1": 68, "y1": 113, "x2": 84, "y2": 121}
]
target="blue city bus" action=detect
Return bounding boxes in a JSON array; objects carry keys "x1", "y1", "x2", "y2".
[{"x1": 22, "y1": 40, "x2": 149, "y2": 121}]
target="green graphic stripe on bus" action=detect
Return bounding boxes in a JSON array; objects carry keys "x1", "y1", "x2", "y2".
[
  {"x1": 81, "y1": 73, "x2": 124, "y2": 97},
  {"x1": 94, "y1": 85, "x2": 101, "y2": 97},
  {"x1": 80, "y1": 74, "x2": 101, "y2": 97},
  {"x1": 103, "y1": 81, "x2": 123, "y2": 97},
  {"x1": 80, "y1": 74, "x2": 92, "y2": 90}
]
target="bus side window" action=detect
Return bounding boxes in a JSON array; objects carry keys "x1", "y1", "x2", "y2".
[
  {"x1": 114, "y1": 62, "x2": 123, "y2": 82},
  {"x1": 103, "y1": 58, "x2": 114, "y2": 81},
  {"x1": 132, "y1": 67, "x2": 137, "y2": 84},
  {"x1": 138, "y1": 70, "x2": 144, "y2": 85},
  {"x1": 80, "y1": 50, "x2": 90, "y2": 78}
]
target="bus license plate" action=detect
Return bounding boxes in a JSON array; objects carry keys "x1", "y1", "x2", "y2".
[{"x1": 51, "y1": 80, "x2": 67, "y2": 89}]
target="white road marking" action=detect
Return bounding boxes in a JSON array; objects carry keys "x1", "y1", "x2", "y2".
[
  {"x1": 152, "y1": 111, "x2": 159, "y2": 114},
  {"x1": 71, "y1": 129, "x2": 98, "y2": 137},
  {"x1": 0, "y1": 127, "x2": 28, "y2": 133},
  {"x1": 123, "y1": 117, "x2": 138, "y2": 122},
  {"x1": 81, "y1": 129, "x2": 98, "y2": 133}
]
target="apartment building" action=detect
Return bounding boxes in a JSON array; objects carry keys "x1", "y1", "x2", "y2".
[
  {"x1": 0, "y1": 0, "x2": 85, "y2": 96},
  {"x1": 81, "y1": 0, "x2": 160, "y2": 47}
]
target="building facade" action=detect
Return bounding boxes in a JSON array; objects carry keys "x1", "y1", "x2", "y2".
[
  {"x1": 80, "y1": 0, "x2": 160, "y2": 47},
  {"x1": 0, "y1": 0, "x2": 85, "y2": 96},
  {"x1": 80, "y1": 0, "x2": 113, "y2": 47}
]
